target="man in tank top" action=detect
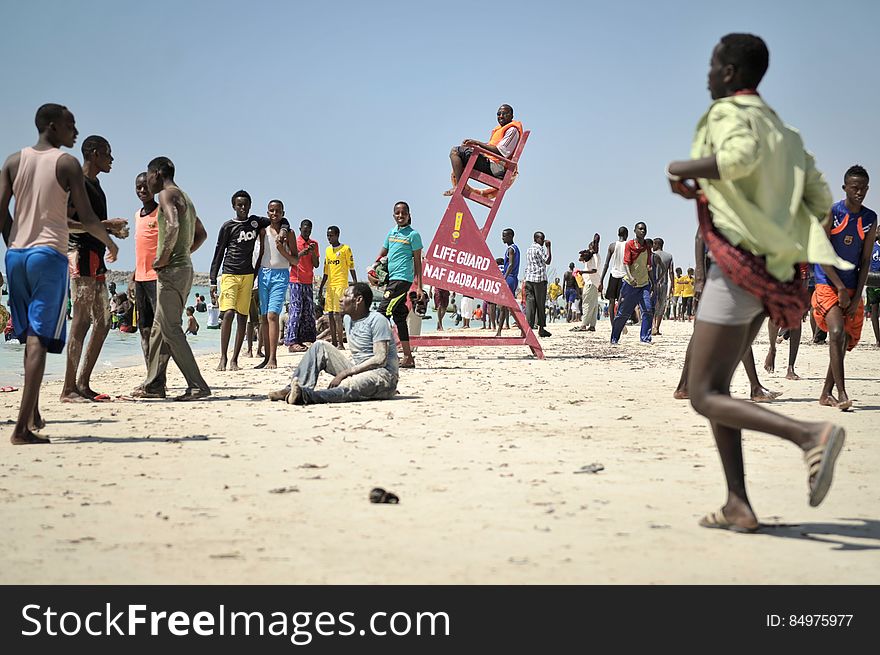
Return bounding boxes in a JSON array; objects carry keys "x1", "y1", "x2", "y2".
[
  {"x1": 0, "y1": 103, "x2": 118, "y2": 444},
  {"x1": 255, "y1": 199, "x2": 297, "y2": 370},
  {"x1": 598, "y1": 225, "x2": 628, "y2": 320}
]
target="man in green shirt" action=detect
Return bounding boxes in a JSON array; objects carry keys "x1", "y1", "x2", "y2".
[
  {"x1": 133, "y1": 156, "x2": 211, "y2": 401},
  {"x1": 665, "y1": 33, "x2": 847, "y2": 533}
]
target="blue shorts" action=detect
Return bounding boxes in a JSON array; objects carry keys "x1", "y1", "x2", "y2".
[
  {"x1": 258, "y1": 267, "x2": 289, "y2": 315},
  {"x1": 506, "y1": 276, "x2": 518, "y2": 294},
  {"x1": 5, "y1": 247, "x2": 69, "y2": 353},
  {"x1": 565, "y1": 288, "x2": 578, "y2": 303}
]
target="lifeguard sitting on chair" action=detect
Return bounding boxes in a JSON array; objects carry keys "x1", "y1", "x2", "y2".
[{"x1": 444, "y1": 104, "x2": 522, "y2": 198}]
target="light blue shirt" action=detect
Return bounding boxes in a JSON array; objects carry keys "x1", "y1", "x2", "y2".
[
  {"x1": 383, "y1": 225, "x2": 423, "y2": 282},
  {"x1": 344, "y1": 311, "x2": 399, "y2": 375}
]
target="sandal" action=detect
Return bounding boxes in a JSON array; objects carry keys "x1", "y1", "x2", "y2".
[
  {"x1": 174, "y1": 388, "x2": 212, "y2": 402},
  {"x1": 11, "y1": 432, "x2": 51, "y2": 445},
  {"x1": 131, "y1": 387, "x2": 166, "y2": 399},
  {"x1": 369, "y1": 487, "x2": 399, "y2": 504},
  {"x1": 698, "y1": 508, "x2": 759, "y2": 533},
  {"x1": 805, "y1": 425, "x2": 846, "y2": 507}
]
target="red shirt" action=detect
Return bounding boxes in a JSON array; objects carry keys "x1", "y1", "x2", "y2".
[{"x1": 289, "y1": 235, "x2": 319, "y2": 284}]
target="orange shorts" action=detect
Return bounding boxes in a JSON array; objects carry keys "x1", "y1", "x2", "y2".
[{"x1": 811, "y1": 284, "x2": 864, "y2": 350}]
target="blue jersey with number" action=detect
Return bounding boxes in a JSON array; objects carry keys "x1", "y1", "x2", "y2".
[{"x1": 813, "y1": 200, "x2": 876, "y2": 289}]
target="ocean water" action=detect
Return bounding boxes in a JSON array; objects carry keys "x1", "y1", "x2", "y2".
[
  {"x1": 0, "y1": 284, "x2": 458, "y2": 388},
  {"x1": 0, "y1": 285, "x2": 218, "y2": 388},
  {"x1": 2, "y1": 281, "x2": 583, "y2": 388}
]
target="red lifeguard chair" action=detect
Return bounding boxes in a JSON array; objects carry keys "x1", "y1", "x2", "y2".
[{"x1": 411, "y1": 130, "x2": 544, "y2": 358}]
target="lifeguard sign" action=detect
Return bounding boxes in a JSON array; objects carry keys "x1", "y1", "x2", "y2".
[{"x1": 411, "y1": 130, "x2": 543, "y2": 358}]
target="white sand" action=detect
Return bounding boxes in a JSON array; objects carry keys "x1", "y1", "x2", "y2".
[{"x1": 1, "y1": 319, "x2": 878, "y2": 584}]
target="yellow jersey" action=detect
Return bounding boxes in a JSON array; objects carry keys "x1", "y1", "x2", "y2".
[{"x1": 323, "y1": 244, "x2": 355, "y2": 288}]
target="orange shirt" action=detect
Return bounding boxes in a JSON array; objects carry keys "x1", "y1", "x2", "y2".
[{"x1": 134, "y1": 206, "x2": 159, "y2": 282}]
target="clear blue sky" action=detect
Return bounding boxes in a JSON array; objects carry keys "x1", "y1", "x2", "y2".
[{"x1": 2, "y1": 0, "x2": 877, "y2": 279}]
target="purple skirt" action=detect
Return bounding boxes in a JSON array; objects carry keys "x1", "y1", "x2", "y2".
[{"x1": 285, "y1": 282, "x2": 317, "y2": 345}]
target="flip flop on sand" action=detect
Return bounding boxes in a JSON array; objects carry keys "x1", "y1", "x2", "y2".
[
  {"x1": 1, "y1": 386, "x2": 18, "y2": 392},
  {"x1": 698, "y1": 509, "x2": 759, "y2": 534},
  {"x1": 92, "y1": 393, "x2": 112, "y2": 402},
  {"x1": 805, "y1": 425, "x2": 846, "y2": 507},
  {"x1": 11, "y1": 432, "x2": 51, "y2": 445},
  {"x1": 369, "y1": 487, "x2": 399, "y2": 504},
  {"x1": 174, "y1": 389, "x2": 212, "y2": 402}
]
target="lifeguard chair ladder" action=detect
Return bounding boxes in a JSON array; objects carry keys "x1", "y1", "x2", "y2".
[{"x1": 411, "y1": 130, "x2": 544, "y2": 359}]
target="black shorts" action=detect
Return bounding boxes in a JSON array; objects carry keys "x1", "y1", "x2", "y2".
[
  {"x1": 455, "y1": 146, "x2": 505, "y2": 178},
  {"x1": 378, "y1": 279, "x2": 411, "y2": 341},
  {"x1": 605, "y1": 275, "x2": 623, "y2": 301},
  {"x1": 134, "y1": 280, "x2": 158, "y2": 330}
]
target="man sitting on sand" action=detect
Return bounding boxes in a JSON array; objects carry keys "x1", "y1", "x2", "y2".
[
  {"x1": 268, "y1": 282, "x2": 398, "y2": 405},
  {"x1": 444, "y1": 104, "x2": 522, "y2": 197}
]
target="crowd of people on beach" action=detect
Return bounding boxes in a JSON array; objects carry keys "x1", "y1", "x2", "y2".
[{"x1": 1, "y1": 33, "x2": 879, "y2": 534}]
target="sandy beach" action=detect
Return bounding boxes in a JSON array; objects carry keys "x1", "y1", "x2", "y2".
[{"x1": 1, "y1": 319, "x2": 878, "y2": 584}]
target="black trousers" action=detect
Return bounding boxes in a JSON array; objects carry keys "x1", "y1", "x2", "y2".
[{"x1": 525, "y1": 280, "x2": 547, "y2": 328}]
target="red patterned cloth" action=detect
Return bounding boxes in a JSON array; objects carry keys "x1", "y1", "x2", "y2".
[{"x1": 696, "y1": 196, "x2": 809, "y2": 329}]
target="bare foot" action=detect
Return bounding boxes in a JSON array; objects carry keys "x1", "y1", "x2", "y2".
[
  {"x1": 60, "y1": 391, "x2": 91, "y2": 403},
  {"x1": 267, "y1": 386, "x2": 291, "y2": 401},
  {"x1": 288, "y1": 344, "x2": 307, "y2": 353},
  {"x1": 228, "y1": 360, "x2": 241, "y2": 372},
  {"x1": 672, "y1": 389, "x2": 689, "y2": 400},
  {"x1": 216, "y1": 358, "x2": 227, "y2": 371},
  {"x1": 285, "y1": 382, "x2": 304, "y2": 405},
  {"x1": 837, "y1": 395, "x2": 853, "y2": 411},
  {"x1": 31, "y1": 409, "x2": 46, "y2": 431},
  {"x1": 751, "y1": 386, "x2": 782, "y2": 403},
  {"x1": 265, "y1": 360, "x2": 277, "y2": 370},
  {"x1": 818, "y1": 394, "x2": 839, "y2": 408},
  {"x1": 763, "y1": 348, "x2": 776, "y2": 374},
  {"x1": 400, "y1": 357, "x2": 415, "y2": 369},
  {"x1": 78, "y1": 385, "x2": 101, "y2": 400},
  {"x1": 11, "y1": 429, "x2": 51, "y2": 445},
  {"x1": 785, "y1": 368, "x2": 801, "y2": 381}
]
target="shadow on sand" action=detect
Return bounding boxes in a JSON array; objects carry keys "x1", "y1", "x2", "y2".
[{"x1": 759, "y1": 518, "x2": 880, "y2": 551}]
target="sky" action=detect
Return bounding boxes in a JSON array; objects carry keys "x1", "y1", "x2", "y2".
[{"x1": 2, "y1": 0, "x2": 878, "y2": 281}]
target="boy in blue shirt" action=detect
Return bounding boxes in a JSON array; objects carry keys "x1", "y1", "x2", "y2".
[
  {"x1": 812, "y1": 165, "x2": 877, "y2": 410},
  {"x1": 368, "y1": 201, "x2": 424, "y2": 368}
]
